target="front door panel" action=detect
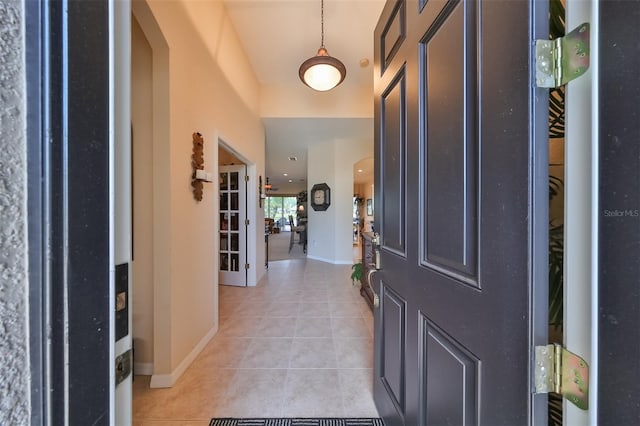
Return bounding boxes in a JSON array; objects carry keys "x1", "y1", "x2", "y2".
[
  {"x1": 381, "y1": 69, "x2": 407, "y2": 256},
  {"x1": 373, "y1": 1, "x2": 548, "y2": 424},
  {"x1": 422, "y1": 0, "x2": 477, "y2": 281},
  {"x1": 381, "y1": 284, "x2": 407, "y2": 415},
  {"x1": 422, "y1": 317, "x2": 478, "y2": 425}
]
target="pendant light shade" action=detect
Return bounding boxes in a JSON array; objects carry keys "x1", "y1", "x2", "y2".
[
  {"x1": 299, "y1": 47, "x2": 346, "y2": 91},
  {"x1": 299, "y1": 0, "x2": 346, "y2": 91}
]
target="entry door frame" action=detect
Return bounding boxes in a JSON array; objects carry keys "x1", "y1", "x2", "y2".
[
  {"x1": 218, "y1": 163, "x2": 248, "y2": 287},
  {"x1": 25, "y1": 0, "x2": 113, "y2": 424},
  {"x1": 217, "y1": 136, "x2": 260, "y2": 287},
  {"x1": 564, "y1": 0, "x2": 599, "y2": 424}
]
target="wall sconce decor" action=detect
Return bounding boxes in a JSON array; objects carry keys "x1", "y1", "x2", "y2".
[
  {"x1": 259, "y1": 175, "x2": 266, "y2": 207},
  {"x1": 191, "y1": 132, "x2": 212, "y2": 202}
]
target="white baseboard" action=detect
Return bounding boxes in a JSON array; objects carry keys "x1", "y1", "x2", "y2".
[
  {"x1": 306, "y1": 255, "x2": 354, "y2": 265},
  {"x1": 149, "y1": 325, "x2": 217, "y2": 388},
  {"x1": 134, "y1": 362, "x2": 153, "y2": 376}
]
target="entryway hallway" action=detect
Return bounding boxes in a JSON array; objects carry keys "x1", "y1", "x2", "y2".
[{"x1": 133, "y1": 259, "x2": 377, "y2": 424}]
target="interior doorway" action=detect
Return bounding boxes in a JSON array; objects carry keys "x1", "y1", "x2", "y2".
[
  {"x1": 218, "y1": 145, "x2": 248, "y2": 287},
  {"x1": 353, "y1": 157, "x2": 374, "y2": 261}
]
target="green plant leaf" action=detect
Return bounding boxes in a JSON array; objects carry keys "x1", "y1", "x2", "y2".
[{"x1": 351, "y1": 262, "x2": 364, "y2": 283}]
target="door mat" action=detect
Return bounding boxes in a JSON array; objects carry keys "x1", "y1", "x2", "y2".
[{"x1": 209, "y1": 419, "x2": 383, "y2": 426}]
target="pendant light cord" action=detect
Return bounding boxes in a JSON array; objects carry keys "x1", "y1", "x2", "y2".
[{"x1": 320, "y1": 0, "x2": 324, "y2": 48}]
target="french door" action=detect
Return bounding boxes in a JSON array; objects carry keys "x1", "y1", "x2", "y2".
[{"x1": 219, "y1": 165, "x2": 248, "y2": 286}]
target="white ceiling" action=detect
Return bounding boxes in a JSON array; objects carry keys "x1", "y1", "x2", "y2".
[{"x1": 223, "y1": 0, "x2": 385, "y2": 194}]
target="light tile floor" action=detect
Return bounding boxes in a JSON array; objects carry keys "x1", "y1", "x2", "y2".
[{"x1": 133, "y1": 259, "x2": 377, "y2": 425}]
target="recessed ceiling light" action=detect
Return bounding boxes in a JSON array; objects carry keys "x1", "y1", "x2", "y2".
[
  {"x1": 288, "y1": 179, "x2": 293, "y2": 183},
  {"x1": 283, "y1": 173, "x2": 288, "y2": 176},
  {"x1": 357, "y1": 169, "x2": 364, "y2": 173}
]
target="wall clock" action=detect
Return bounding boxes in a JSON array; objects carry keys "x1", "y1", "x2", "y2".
[{"x1": 310, "y1": 183, "x2": 331, "y2": 211}]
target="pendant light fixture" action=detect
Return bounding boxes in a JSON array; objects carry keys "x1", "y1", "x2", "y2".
[{"x1": 299, "y1": 0, "x2": 346, "y2": 91}]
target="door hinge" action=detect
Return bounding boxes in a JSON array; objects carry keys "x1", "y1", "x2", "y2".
[
  {"x1": 535, "y1": 23, "x2": 590, "y2": 88},
  {"x1": 245, "y1": 175, "x2": 250, "y2": 182},
  {"x1": 245, "y1": 263, "x2": 250, "y2": 270},
  {"x1": 534, "y1": 344, "x2": 589, "y2": 410},
  {"x1": 245, "y1": 219, "x2": 250, "y2": 226},
  {"x1": 115, "y1": 349, "x2": 132, "y2": 386}
]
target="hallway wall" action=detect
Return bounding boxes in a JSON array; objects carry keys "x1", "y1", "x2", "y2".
[
  {"x1": 131, "y1": 16, "x2": 155, "y2": 373},
  {"x1": 132, "y1": 0, "x2": 265, "y2": 385},
  {"x1": 307, "y1": 137, "x2": 373, "y2": 264}
]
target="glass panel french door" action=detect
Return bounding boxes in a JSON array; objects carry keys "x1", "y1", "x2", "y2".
[{"x1": 219, "y1": 165, "x2": 247, "y2": 286}]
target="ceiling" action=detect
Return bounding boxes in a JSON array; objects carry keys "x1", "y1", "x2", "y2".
[{"x1": 223, "y1": 0, "x2": 385, "y2": 194}]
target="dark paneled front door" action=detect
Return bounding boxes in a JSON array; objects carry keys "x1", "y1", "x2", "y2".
[{"x1": 372, "y1": 1, "x2": 548, "y2": 424}]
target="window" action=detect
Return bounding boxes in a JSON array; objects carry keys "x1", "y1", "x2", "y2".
[{"x1": 264, "y1": 196, "x2": 298, "y2": 230}]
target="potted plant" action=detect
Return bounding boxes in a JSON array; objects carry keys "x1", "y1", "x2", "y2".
[{"x1": 350, "y1": 262, "x2": 364, "y2": 286}]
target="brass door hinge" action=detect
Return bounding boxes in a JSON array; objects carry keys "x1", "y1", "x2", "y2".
[
  {"x1": 245, "y1": 263, "x2": 250, "y2": 270},
  {"x1": 534, "y1": 344, "x2": 589, "y2": 410},
  {"x1": 245, "y1": 219, "x2": 250, "y2": 226},
  {"x1": 536, "y1": 23, "x2": 590, "y2": 88},
  {"x1": 244, "y1": 175, "x2": 250, "y2": 182}
]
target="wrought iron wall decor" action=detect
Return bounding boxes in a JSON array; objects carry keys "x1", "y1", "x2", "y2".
[{"x1": 191, "y1": 132, "x2": 205, "y2": 201}]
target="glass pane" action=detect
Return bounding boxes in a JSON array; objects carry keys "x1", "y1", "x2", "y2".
[
  {"x1": 220, "y1": 213, "x2": 229, "y2": 230},
  {"x1": 230, "y1": 172, "x2": 239, "y2": 190},
  {"x1": 231, "y1": 253, "x2": 239, "y2": 271},
  {"x1": 230, "y1": 213, "x2": 239, "y2": 231},
  {"x1": 265, "y1": 197, "x2": 278, "y2": 219},
  {"x1": 230, "y1": 234, "x2": 239, "y2": 251},
  {"x1": 220, "y1": 193, "x2": 228, "y2": 211},
  {"x1": 231, "y1": 193, "x2": 239, "y2": 210},
  {"x1": 220, "y1": 234, "x2": 228, "y2": 251},
  {"x1": 220, "y1": 253, "x2": 229, "y2": 271},
  {"x1": 220, "y1": 173, "x2": 228, "y2": 190}
]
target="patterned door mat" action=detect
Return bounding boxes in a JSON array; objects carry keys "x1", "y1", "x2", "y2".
[{"x1": 210, "y1": 419, "x2": 383, "y2": 426}]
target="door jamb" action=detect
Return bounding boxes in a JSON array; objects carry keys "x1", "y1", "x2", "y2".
[
  {"x1": 217, "y1": 135, "x2": 259, "y2": 287},
  {"x1": 564, "y1": 0, "x2": 599, "y2": 424},
  {"x1": 531, "y1": 0, "x2": 553, "y2": 424}
]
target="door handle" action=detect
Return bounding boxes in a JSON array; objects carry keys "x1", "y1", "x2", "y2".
[
  {"x1": 367, "y1": 265, "x2": 380, "y2": 308},
  {"x1": 371, "y1": 234, "x2": 382, "y2": 269}
]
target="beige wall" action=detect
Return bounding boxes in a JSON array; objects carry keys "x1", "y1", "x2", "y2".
[
  {"x1": 132, "y1": 0, "x2": 265, "y2": 385},
  {"x1": 307, "y1": 137, "x2": 373, "y2": 264},
  {"x1": 260, "y1": 84, "x2": 373, "y2": 118},
  {"x1": 131, "y1": 16, "x2": 155, "y2": 372}
]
